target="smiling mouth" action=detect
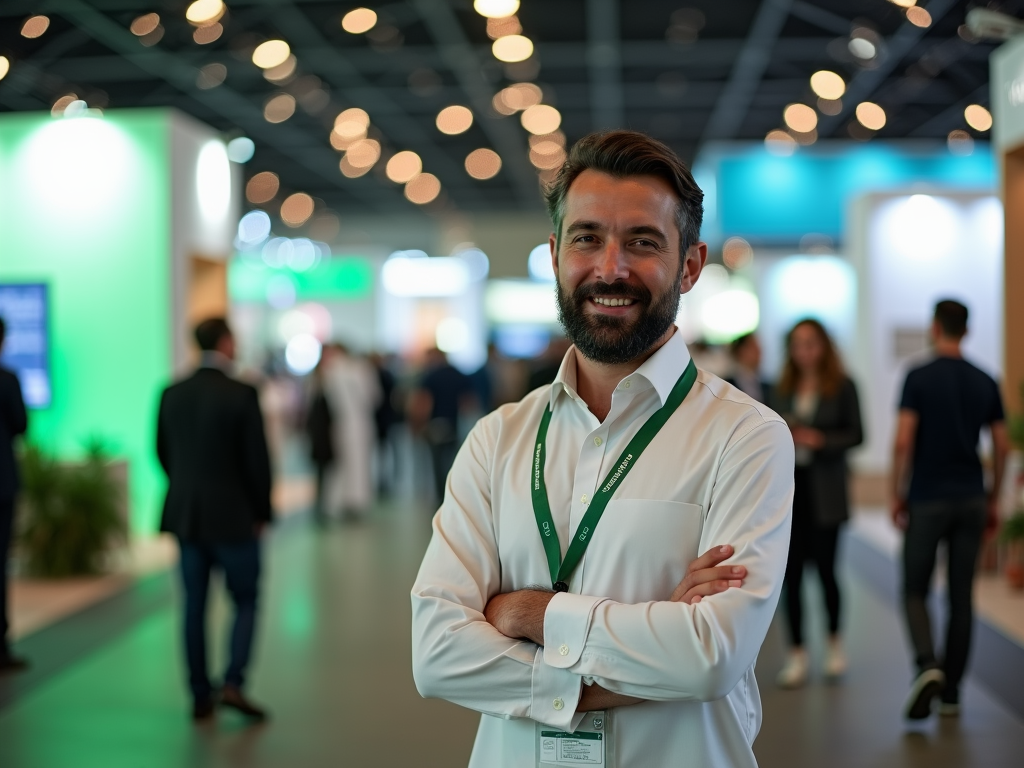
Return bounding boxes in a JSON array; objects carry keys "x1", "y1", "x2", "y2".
[{"x1": 591, "y1": 297, "x2": 636, "y2": 307}]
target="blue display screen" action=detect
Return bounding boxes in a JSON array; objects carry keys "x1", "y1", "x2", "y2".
[{"x1": 0, "y1": 283, "x2": 50, "y2": 408}]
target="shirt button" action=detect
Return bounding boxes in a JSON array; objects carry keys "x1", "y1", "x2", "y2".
[
  {"x1": 580, "y1": 494, "x2": 589, "y2": 504},
  {"x1": 559, "y1": 644, "x2": 570, "y2": 656},
  {"x1": 594, "y1": 436, "x2": 602, "y2": 446},
  {"x1": 623, "y1": 380, "x2": 631, "y2": 389},
  {"x1": 552, "y1": 698, "x2": 564, "y2": 710}
]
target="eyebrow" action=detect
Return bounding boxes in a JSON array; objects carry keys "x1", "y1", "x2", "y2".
[{"x1": 563, "y1": 221, "x2": 669, "y2": 242}]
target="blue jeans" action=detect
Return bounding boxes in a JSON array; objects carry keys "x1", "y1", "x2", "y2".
[{"x1": 178, "y1": 538, "x2": 261, "y2": 702}]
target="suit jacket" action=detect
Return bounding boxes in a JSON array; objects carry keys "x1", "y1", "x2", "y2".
[
  {"x1": 770, "y1": 376, "x2": 863, "y2": 527},
  {"x1": 0, "y1": 367, "x2": 28, "y2": 501},
  {"x1": 157, "y1": 367, "x2": 272, "y2": 542}
]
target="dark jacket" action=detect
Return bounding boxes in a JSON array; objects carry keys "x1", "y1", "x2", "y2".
[
  {"x1": 771, "y1": 376, "x2": 863, "y2": 527},
  {"x1": 0, "y1": 367, "x2": 28, "y2": 501},
  {"x1": 157, "y1": 367, "x2": 272, "y2": 542}
]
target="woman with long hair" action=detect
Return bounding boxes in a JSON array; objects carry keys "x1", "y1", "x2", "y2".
[{"x1": 770, "y1": 319, "x2": 863, "y2": 688}]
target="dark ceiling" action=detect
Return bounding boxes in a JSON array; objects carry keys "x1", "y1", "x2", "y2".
[{"x1": 0, "y1": 0, "x2": 1018, "y2": 221}]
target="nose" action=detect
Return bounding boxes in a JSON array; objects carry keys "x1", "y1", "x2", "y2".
[{"x1": 594, "y1": 239, "x2": 629, "y2": 284}]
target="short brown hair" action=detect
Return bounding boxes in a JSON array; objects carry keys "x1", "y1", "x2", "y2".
[
  {"x1": 776, "y1": 318, "x2": 846, "y2": 399},
  {"x1": 544, "y1": 130, "x2": 704, "y2": 251}
]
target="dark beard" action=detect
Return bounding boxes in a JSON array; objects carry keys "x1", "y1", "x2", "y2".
[{"x1": 556, "y1": 277, "x2": 681, "y2": 365}]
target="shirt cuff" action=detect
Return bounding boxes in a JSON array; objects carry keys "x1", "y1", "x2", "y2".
[
  {"x1": 530, "y1": 646, "x2": 583, "y2": 730},
  {"x1": 543, "y1": 592, "x2": 607, "y2": 668}
]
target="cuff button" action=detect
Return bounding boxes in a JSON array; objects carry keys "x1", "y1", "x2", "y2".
[
  {"x1": 558, "y1": 644, "x2": 569, "y2": 656},
  {"x1": 552, "y1": 698, "x2": 564, "y2": 711}
]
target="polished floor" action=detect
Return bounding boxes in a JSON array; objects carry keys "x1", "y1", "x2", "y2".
[{"x1": 1, "y1": 500, "x2": 1022, "y2": 767}]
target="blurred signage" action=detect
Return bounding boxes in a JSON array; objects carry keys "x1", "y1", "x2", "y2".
[
  {"x1": 0, "y1": 283, "x2": 51, "y2": 408},
  {"x1": 992, "y1": 35, "x2": 1024, "y2": 151}
]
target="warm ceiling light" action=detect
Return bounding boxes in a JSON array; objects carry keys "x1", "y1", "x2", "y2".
[
  {"x1": 405, "y1": 173, "x2": 441, "y2": 204},
  {"x1": 530, "y1": 131, "x2": 565, "y2": 148},
  {"x1": 722, "y1": 237, "x2": 754, "y2": 270},
  {"x1": 492, "y1": 35, "x2": 533, "y2": 63},
  {"x1": 497, "y1": 82, "x2": 543, "y2": 113},
  {"x1": 848, "y1": 36, "x2": 876, "y2": 60},
  {"x1": 330, "y1": 131, "x2": 358, "y2": 151},
  {"x1": 21, "y1": 15, "x2": 50, "y2": 38},
  {"x1": 492, "y1": 92, "x2": 517, "y2": 115},
  {"x1": 487, "y1": 15, "x2": 522, "y2": 40},
  {"x1": 197, "y1": 62, "x2": 227, "y2": 89},
  {"x1": 810, "y1": 71, "x2": 845, "y2": 101},
  {"x1": 264, "y1": 55, "x2": 297, "y2": 82},
  {"x1": 947, "y1": 130, "x2": 974, "y2": 156},
  {"x1": 855, "y1": 101, "x2": 886, "y2": 131},
  {"x1": 783, "y1": 103, "x2": 818, "y2": 133},
  {"x1": 194, "y1": 23, "x2": 223, "y2": 44},
  {"x1": 465, "y1": 148, "x2": 502, "y2": 179},
  {"x1": 888, "y1": 0, "x2": 916, "y2": 7},
  {"x1": 530, "y1": 146, "x2": 566, "y2": 170},
  {"x1": 964, "y1": 104, "x2": 993, "y2": 131},
  {"x1": 386, "y1": 151, "x2": 423, "y2": 183},
  {"x1": 521, "y1": 104, "x2": 561, "y2": 135},
  {"x1": 139, "y1": 25, "x2": 165, "y2": 46},
  {"x1": 474, "y1": 0, "x2": 520, "y2": 18},
  {"x1": 253, "y1": 40, "x2": 291, "y2": 69},
  {"x1": 334, "y1": 107, "x2": 370, "y2": 139},
  {"x1": 765, "y1": 129, "x2": 797, "y2": 156},
  {"x1": 246, "y1": 171, "x2": 280, "y2": 204},
  {"x1": 530, "y1": 139, "x2": 563, "y2": 156},
  {"x1": 281, "y1": 193, "x2": 315, "y2": 227},
  {"x1": 818, "y1": 97, "x2": 842, "y2": 116},
  {"x1": 345, "y1": 139, "x2": 382, "y2": 168},
  {"x1": 264, "y1": 93, "x2": 296, "y2": 123},
  {"x1": 436, "y1": 105, "x2": 474, "y2": 134},
  {"x1": 340, "y1": 155, "x2": 372, "y2": 178},
  {"x1": 186, "y1": 0, "x2": 225, "y2": 26},
  {"x1": 51, "y1": 94, "x2": 79, "y2": 117},
  {"x1": 906, "y1": 7, "x2": 932, "y2": 27},
  {"x1": 342, "y1": 8, "x2": 378, "y2": 34},
  {"x1": 130, "y1": 13, "x2": 161, "y2": 36},
  {"x1": 0, "y1": 57, "x2": 9, "y2": 82}
]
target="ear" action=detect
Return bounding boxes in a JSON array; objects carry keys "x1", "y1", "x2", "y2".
[
  {"x1": 549, "y1": 232, "x2": 558, "y2": 276},
  {"x1": 679, "y1": 242, "x2": 708, "y2": 295}
]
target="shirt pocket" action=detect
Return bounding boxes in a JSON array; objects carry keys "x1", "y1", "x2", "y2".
[{"x1": 580, "y1": 499, "x2": 703, "y2": 603}]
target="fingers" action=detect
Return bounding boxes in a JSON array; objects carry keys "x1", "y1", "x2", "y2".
[
  {"x1": 673, "y1": 578, "x2": 742, "y2": 605},
  {"x1": 670, "y1": 564, "x2": 746, "y2": 602},
  {"x1": 686, "y1": 544, "x2": 734, "y2": 574}
]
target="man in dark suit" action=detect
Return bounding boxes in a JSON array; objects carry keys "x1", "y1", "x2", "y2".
[
  {"x1": 0, "y1": 317, "x2": 28, "y2": 674},
  {"x1": 157, "y1": 318, "x2": 272, "y2": 721}
]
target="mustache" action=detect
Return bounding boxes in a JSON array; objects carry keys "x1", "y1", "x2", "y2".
[{"x1": 571, "y1": 281, "x2": 652, "y2": 303}]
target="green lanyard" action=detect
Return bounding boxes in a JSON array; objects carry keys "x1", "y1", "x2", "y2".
[{"x1": 531, "y1": 359, "x2": 698, "y2": 592}]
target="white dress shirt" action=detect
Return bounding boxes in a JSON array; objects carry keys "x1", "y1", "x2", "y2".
[{"x1": 411, "y1": 330, "x2": 794, "y2": 767}]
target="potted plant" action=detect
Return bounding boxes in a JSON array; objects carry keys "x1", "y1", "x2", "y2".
[
  {"x1": 17, "y1": 441, "x2": 126, "y2": 577},
  {"x1": 1001, "y1": 512, "x2": 1024, "y2": 591}
]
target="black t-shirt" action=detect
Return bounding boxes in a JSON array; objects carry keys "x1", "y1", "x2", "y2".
[
  {"x1": 420, "y1": 364, "x2": 472, "y2": 423},
  {"x1": 899, "y1": 356, "x2": 1004, "y2": 502}
]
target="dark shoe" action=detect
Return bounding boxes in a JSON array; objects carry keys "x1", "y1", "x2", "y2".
[
  {"x1": 192, "y1": 697, "x2": 215, "y2": 721},
  {"x1": 0, "y1": 655, "x2": 29, "y2": 674},
  {"x1": 938, "y1": 690, "x2": 960, "y2": 717},
  {"x1": 904, "y1": 668, "x2": 944, "y2": 720},
  {"x1": 220, "y1": 686, "x2": 268, "y2": 720}
]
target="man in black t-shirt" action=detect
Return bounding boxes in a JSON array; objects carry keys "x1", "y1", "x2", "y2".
[{"x1": 891, "y1": 300, "x2": 1008, "y2": 721}]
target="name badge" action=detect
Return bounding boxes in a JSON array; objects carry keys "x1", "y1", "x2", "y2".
[{"x1": 537, "y1": 711, "x2": 611, "y2": 767}]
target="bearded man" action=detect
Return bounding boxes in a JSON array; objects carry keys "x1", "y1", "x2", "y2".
[{"x1": 411, "y1": 131, "x2": 793, "y2": 768}]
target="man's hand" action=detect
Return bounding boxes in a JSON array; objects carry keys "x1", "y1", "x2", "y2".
[
  {"x1": 891, "y1": 498, "x2": 909, "y2": 531},
  {"x1": 669, "y1": 545, "x2": 747, "y2": 604},
  {"x1": 484, "y1": 589, "x2": 555, "y2": 645}
]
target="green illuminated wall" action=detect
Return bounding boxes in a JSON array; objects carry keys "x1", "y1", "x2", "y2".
[{"x1": 0, "y1": 110, "x2": 181, "y2": 533}]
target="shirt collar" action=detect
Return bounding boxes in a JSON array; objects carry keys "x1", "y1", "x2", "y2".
[
  {"x1": 548, "y1": 327, "x2": 693, "y2": 411},
  {"x1": 199, "y1": 351, "x2": 233, "y2": 373}
]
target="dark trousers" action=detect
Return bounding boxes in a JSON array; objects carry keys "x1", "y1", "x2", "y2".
[
  {"x1": 428, "y1": 439, "x2": 458, "y2": 505},
  {"x1": 0, "y1": 497, "x2": 13, "y2": 657},
  {"x1": 178, "y1": 538, "x2": 261, "y2": 702},
  {"x1": 784, "y1": 468, "x2": 842, "y2": 647},
  {"x1": 903, "y1": 497, "x2": 986, "y2": 698}
]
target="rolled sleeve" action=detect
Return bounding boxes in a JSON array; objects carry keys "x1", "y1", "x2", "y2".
[{"x1": 543, "y1": 592, "x2": 607, "y2": 668}]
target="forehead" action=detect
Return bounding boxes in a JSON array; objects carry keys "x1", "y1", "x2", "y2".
[{"x1": 562, "y1": 170, "x2": 679, "y2": 226}]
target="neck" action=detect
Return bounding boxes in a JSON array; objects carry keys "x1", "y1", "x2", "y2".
[
  {"x1": 575, "y1": 326, "x2": 675, "y2": 422},
  {"x1": 934, "y1": 337, "x2": 962, "y2": 358}
]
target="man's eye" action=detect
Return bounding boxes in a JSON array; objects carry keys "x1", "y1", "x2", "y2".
[{"x1": 574, "y1": 235, "x2": 596, "y2": 243}]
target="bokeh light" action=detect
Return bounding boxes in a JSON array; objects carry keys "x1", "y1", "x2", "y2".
[
  {"x1": 281, "y1": 193, "x2": 315, "y2": 227},
  {"x1": 487, "y1": 16, "x2": 522, "y2": 39},
  {"x1": 964, "y1": 104, "x2": 992, "y2": 132},
  {"x1": 264, "y1": 93, "x2": 296, "y2": 123},
  {"x1": 0, "y1": 57, "x2": 9, "y2": 82},
  {"x1": 818, "y1": 97, "x2": 842, "y2": 116},
  {"x1": 492, "y1": 35, "x2": 534, "y2": 63},
  {"x1": 496, "y1": 83, "x2": 543, "y2": 114},
  {"x1": 227, "y1": 136, "x2": 255, "y2": 163},
  {"x1": 237, "y1": 210, "x2": 272, "y2": 247},
  {"x1": 783, "y1": 103, "x2": 818, "y2": 133},
  {"x1": 130, "y1": 13, "x2": 160, "y2": 36},
  {"x1": 334, "y1": 107, "x2": 370, "y2": 139},
  {"x1": 186, "y1": 0, "x2": 225, "y2": 26},
  {"x1": 947, "y1": 129, "x2": 974, "y2": 156},
  {"x1": 193, "y1": 23, "x2": 223, "y2": 44},
  {"x1": 139, "y1": 24, "x2": 165, "y2": 46},
  {"x1": 253, "y1": 40, "x2": 291, "y2": 69},
  {"x1": 387, "y1": 151, "x2": 423, "y2": 183},
  {"x1": 521, "y1": 104, "x2": 561, "y2": 134},
  {"x1": 51, "y1": 94, "x2": 79, "y2": 117},
  {"x1": 342, "y1": 8, "x2": 378, "y2": 34},
  {"x1": 405, "y1": 173, "x2": 441, "y2": 204},
  {"x1": 21, "y1": 16, "x2": 50, "y2": 38},
  {"x1": 474, "y1": 0, "x2": 520, "y2": 18},
  {"x1": 722, "y1": 237, "x2": 754, "y2": 270},
  {"x1": 340, "y1": 155, "x2": 373, "y2": 178},
  {"x1": 530, "y1": 144, "x2": 566, "y2": 170},
  {"x1": 264, "y1": 55, "x2": 297, "y2": 83},
  {"x1": 436, "y1": 318, "x2": 470, "y2": 353},
  {"x1": 888, "y1": 0, "x2": 917, "y2": 6},
  {"x1": 856, "y1": 101, "x2": 886, "y2": 131},
  {"x1": 465, "y1": 148, "x2": 502, "y2": 179},
  {"x1": 436, "y1": 105, "x2": 474, "y2": 135},
  {"x1": 285, "y1": 334, "x2": 322, "y2": 375},
  {"x1": 246, "y1": 171, "x2": 280, "y2": 204},
  {"x1": 906, "y1": 7, "x2": 932, "y2": 27},
  {"x1": 196, "y1": 140, "x2": 232, "y2": 227},
  {"x1": 810, "y1": 71, "x2": 845, "y2": 101},
  {"x1": 196, "y1": 62, "x2": 227, "y2": 89},
  {"x1": 345, "y1": 138, "x2": 382, "y2": 168},
  {"x1": 765, "y1": 129, "x2": 797, "y2": 156}
]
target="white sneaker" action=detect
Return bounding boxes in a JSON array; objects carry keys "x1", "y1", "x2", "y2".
[
  {"x1": 824, "y1": 636, "x2": 847, "y2": 679},
  {"x1": 777, "y1": 649, "x2": 809, "y2": 689}
]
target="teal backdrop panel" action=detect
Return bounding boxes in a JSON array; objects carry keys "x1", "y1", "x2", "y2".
[{"x1": 0, "y1": 110, "x2": 172, "y2": 533}]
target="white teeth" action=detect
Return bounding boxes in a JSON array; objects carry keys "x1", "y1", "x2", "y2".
[{"x1": 593, "y1": 297, "x2": 634, "y2": 307}]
